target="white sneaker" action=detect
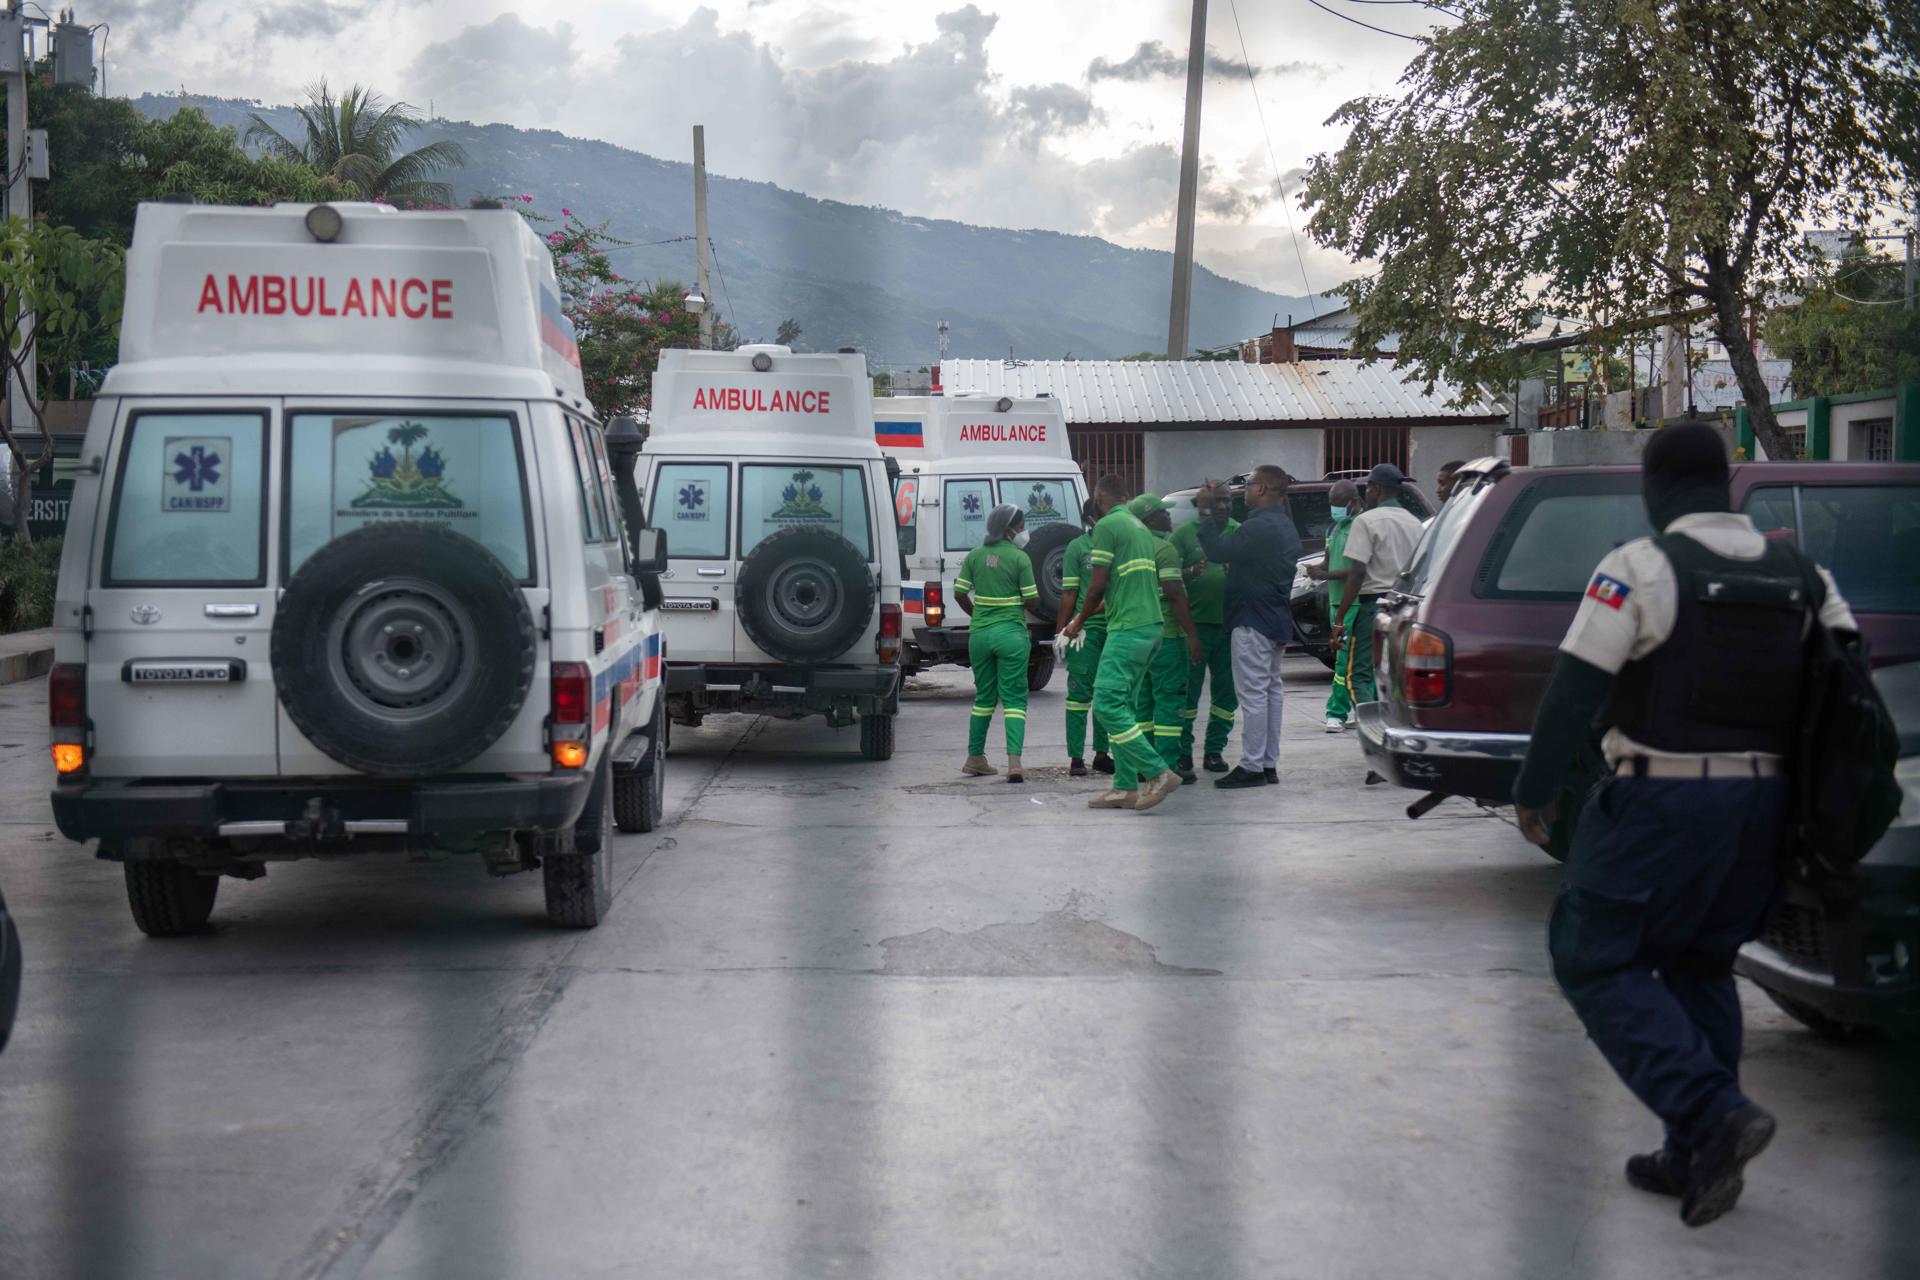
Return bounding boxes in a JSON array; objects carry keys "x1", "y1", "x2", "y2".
[{"x1": 1323, "y1": 717, "x2": 1344, "y2": 733}]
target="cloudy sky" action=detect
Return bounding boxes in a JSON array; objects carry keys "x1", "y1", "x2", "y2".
[{"x1": 94, "y1": 0, "x2": 1438, "y2": 294}]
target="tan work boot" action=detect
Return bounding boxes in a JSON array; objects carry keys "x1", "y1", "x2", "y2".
[
  {"x1": 1133, "y1": 769, "x2": 1182, "y2": 812},
  {"x1": 962, "y1": 755, "x2": 998, "y2": 777},
  {"x1": 1006, "y1": 754, "x2": 1024, "y2": 784},
  {"x1": 1087, "y1": 789, "x2": 1135, "y2": 809}
]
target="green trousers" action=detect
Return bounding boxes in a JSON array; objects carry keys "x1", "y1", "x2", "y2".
[
  {"x1": 1325, "y1": 597, "x2": 1359, "y2": 720},
  {"x1": 1180, "y1": 623, "x2": 1237, "y2": 759},
  {"x1": 1094, "y1": 624, "x2": 1168, "y2": 792},
  {"x1": 968, "y1": 623, "x2": 1030, "y2": 756},
  {"x1": 1064, "y1": 625, "x2": 1109, "y2": 760},
  {"x1": 1346, "y1": 596, "x2": 1379, "y2": 706},
  {"x1": 1138, "y1": 632, "x2": 1189, "y2": 770}
]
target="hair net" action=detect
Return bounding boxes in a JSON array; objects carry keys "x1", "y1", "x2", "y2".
[{"x1": 984, "y1": 502, "x2": 1023, "y2": 543}]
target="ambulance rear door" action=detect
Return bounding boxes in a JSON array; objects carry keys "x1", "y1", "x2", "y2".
[
  {"x1": 84, "y1": 399, "x2": 284, "y2": 777},
  {"x1": 648, "y1": 457, "x2": 736, "y2": 661}
]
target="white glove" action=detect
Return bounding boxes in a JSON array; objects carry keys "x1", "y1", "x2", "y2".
[{"x1": 1061, "y1": 629, "x2": 1087, "y2": 652}]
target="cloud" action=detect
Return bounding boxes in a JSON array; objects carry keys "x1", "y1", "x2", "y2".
[
  {"x1": 408, "y1": 14, "x2": 579, "y2": 117},
  {"x1": 1085, "y1": 40, "x2": 1324, "y2": 83},
  {"x1": 92, "y1": 0, "x2": 205, "y2": 34},
  {"x1": 254, "y1": 2, "x2": 370, "y2": 41},
  {"x1": 1008, "y1": 83, "x2": 1101, "y2": 148}
]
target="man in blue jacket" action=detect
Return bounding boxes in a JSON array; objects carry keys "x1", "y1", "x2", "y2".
[{"x1": 1196, "y1": 465, "x2": 1302, "y2": 788}]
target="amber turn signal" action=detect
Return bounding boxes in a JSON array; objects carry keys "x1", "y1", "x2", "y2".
[
  {"x1": 552, "y1": 740, "x2": 588, "y2": 769},
  {"x1": 52, "y1": 743, "x2": 86, "y2": 774}
]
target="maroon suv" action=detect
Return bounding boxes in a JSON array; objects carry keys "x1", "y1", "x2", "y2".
[{"x1": 1356, "y1": 458, "x2": 1920, "y2": 806}]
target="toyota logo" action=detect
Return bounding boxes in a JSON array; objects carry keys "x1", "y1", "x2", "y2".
[{"x1": 130, "y1": 605, "x2": 162, "y2": 625}]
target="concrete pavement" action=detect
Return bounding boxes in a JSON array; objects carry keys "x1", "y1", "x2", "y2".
[{"x1": 0, "y1": 660, "x2": 1915, "y2": 1279}]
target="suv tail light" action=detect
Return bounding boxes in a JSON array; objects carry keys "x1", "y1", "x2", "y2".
[
  {"x1": 550, "y1": 661, "x2": 591, "y2": 769},
  {"x1": 49, "y1": 663, "x2": 86, "y2": 774},
  {"x1": 1402, "y1": 624, "x2": 1452, "y2": 707},
  {"x1": 923, "y1": 581, "x2": 944, "y2": 627},
  {"x1": 878, "y1": 603, "x2": 902, "y2": 665}
]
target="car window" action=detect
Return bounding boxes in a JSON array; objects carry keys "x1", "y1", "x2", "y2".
[
  {"x1": 1480, "y1": 477, "x2": 1650, "y2": 598},
  {"x1": 586, "y1": 427, "x2": 625, "y2": 545},
  {"x1": 651, "y1": 462, "x2": 730, "y2": 559},
  {"x1": 742, "y1": 464, "x2": 873, "y2": 560},
  {"x1": 286, "y1": 413, "x2": 534, "y2": 581},
  {"x1": 944, "y1": 478, "x2": 993, "y2": 551},
  {"x1": 104, "y1": 411, "x2": 267, "y2": 585},
  {"x1": 1401, "y1": 482, "x2": 1487, "y2": 595},
  {"x1": 1289, "y1": 489, "x2": 1333, "y2": 541},
  {"x1": 1002, "y1": 477, "x2": 1079, "y2": 530},
  {"x1": 565, "y1": 418, "x2": 609, "y2": 543},
  {"x1": 1748, "y1": 484, "x2": 1920, "y2": 615}
]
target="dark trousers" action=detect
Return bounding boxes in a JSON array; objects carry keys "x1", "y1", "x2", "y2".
[{"x1": 1548, "y1": 776, "x2": 1785, "y2": 1159}]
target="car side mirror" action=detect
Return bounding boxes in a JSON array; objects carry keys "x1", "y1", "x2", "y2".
[
  {"x1": 898, "y1": 524, "x2": 917, "y2": 556},
  {"x1": 634, "y1": 526, "x2": 669, "y2": 574}
]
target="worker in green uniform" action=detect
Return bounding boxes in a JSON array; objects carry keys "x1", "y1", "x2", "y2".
[
  {"x1": 1060, "y1": 475, "x2": 1186, "y2": 814},
  {"x1": 1308, "y1": 479, "x2": 1361, "y2": 731},
  {"x1": 1057, "y1": 497, "x2": 1113, "y2": 777},
  {"x1": 1129, "y1": 494, "x2": 1204, "y2": 783},
  {"x1": 955, "y1": 504, "x2": 1038, "y2": 783},
  {"x1": 1171, "y1": 502, "x2": 1239, "y2": 773}
]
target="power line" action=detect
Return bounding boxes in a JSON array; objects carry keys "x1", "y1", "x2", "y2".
[
  {"x1": 707, "y1": 236, "x2": 739, "y2": 337},
  {"x1": 1227, "y1": 0, "x2": 1321, "y2": 316},
  {"x1": 1304, "y1": 0, "x2": 1427, "y2": 41}
]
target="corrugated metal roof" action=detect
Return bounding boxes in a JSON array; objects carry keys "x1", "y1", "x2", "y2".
[{"x1": 938, "y1": 358, "x2": 1498, "y2": 426}]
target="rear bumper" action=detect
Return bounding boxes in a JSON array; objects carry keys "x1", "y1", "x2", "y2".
[
  {"x1": 1354, "y1": 701, "x2": 1530, "y2": 803},
  {"x1": 50, "y1": 774, "x2": 592, "y2": 844},
  {"x1": 666, "y1": 663, "x2": 902, "y2": 718},
  {"x1": 908, "y1": 625, "x2": 970, "y2": 664}
]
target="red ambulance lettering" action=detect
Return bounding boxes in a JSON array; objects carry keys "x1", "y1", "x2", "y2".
[
  {"x1": 342, "y1": 279, "x2": 367, "y2": 317},
  {"x1": 289, "y1": 277, "x2": 316, "y2": 317},
  {"x1": 691, "y1": 386, "x2": 833, "y2": 413},
  {"x1": 191, "y1": 272, "x2": 453, "y2": 321},
  {"x1": 401, "y1": 279, "x2": 429, "y2": 319},
  {"x1": 431, "y1": 280, "x2": 452, "y2": 319},
  {"x1": 371, "y1": 279, "x2": 396, "y2": 317},
  {"x1": 957, "y1": 422, "x2": 1047, "y2": 443},
  {"x1": 260, "y1": 276, "x2": 286, "y2": 315},
  {"x1": 198, "y1": 276, "x2": 221, "y2": 312},
  {"x1": 317, "y1": 278, "x2": 337, "y2": 317}
]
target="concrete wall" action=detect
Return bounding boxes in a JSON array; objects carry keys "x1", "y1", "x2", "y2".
[
  {"x1": 1145, "y1": 428, "x2": 1322, "y2": 493},
  {"x1": 1406, "y1": 425, "x2": 1502, "y2": 491},
  {"x1": 1830, "y1": 396, "x2": 1896, "y2": 461},
  {"x1": 1510, "y1": 421, "x2": 1740, "y2": 467}
]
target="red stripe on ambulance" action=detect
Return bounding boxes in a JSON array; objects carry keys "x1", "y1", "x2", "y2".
[{"x1": 195, "y1": 274, "x2": 454, "y2": 320}]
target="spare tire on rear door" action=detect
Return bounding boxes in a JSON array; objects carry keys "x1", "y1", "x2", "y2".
[
  {"x1": 1024, "y1": 521, "x2": 1081, "y2": 621},
  {"x1": 736, "y1": 525, "x2": 875, "y2": 665},
  {"x1": 271, "y1": 523, "x2": 538, "y2": 776}
]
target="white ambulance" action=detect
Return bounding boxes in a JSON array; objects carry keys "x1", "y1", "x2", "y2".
[
  {"x1": 641, "y1": 344, "x2": 904, "y2": 758},
  {"x1": 48, "y1": 200, "x2": 664, "y2": 933},
  {"x1": 874, "y1": 393, "x2": 1085, "y2": 689}
]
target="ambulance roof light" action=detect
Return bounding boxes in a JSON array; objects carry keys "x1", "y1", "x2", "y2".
[
  {"x1": 751, "y1": 351, "x2": 773, "y2": 372},
  {"x1": 304, "y1": 204, "x2": 343, "y2": 243},
  {"x1": 995, "y1": 396, "x2": 1013, "y2": 413}
]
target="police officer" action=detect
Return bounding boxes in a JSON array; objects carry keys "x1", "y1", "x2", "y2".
[
  {"x1": 1513, "y1": 423, "x2": 1855, "y2": 1228},
  {"x1": 955, "y1": 503, "x2": 1039, "y2": 783},
  {"x1": 1058, "y1": 497, "x2": 1114, "y2": 777}
]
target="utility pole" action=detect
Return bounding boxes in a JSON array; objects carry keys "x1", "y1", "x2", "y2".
[
  {"x1": 1165, "y1": 0, "x2": 1207, "y2": 360},
  {"x1": 692, "y1": 125, "x2": 714, "y2": 350},
  {"x1": 1906, "y1": 182, "x2": 1916, "y2": 310},
  {"x1": 2, "y1": 3, "x2": 31, "y2": 525}
]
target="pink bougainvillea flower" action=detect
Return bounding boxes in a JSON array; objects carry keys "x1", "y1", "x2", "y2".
[{"x1": 561, "y1": 208, "x2": 571, "y2": 217}]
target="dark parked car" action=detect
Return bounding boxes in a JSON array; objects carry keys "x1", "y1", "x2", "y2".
[
  {"x1": 1735, "y1": 660, "x2": 1918, "y2": 1038},
  {"x1": 1356, "y1": 458, "x2": 1920, "y2": 809}
]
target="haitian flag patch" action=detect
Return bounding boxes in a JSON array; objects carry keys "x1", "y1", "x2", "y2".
[{"x1": 1586, "y1": 574, "x2": 1632, "y2": 610}]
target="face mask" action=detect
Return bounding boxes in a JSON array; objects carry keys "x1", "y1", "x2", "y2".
[
  {"x1": 1013, "y1": 530, "x2": 1030, "y2": 549},
  {"x1": 1329, "y1": 505, "x2": 1348, "y2": 521}
]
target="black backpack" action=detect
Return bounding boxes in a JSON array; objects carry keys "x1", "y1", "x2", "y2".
[{"x1": 1786, "y1": 560, "x2": 1903, "y2": 897}]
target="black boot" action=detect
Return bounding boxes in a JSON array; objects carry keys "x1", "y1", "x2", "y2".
[
  {"x1": 1682, "y1": 1104, "x2": 1775, "y2": 1227},
  {"x1": 1178, "y1": 760, "x2": 1198, "y2": 785},
  {"x1": 1263, "y1": 768, "x2": 1278, "y2": 785},
  {"x1": 1625, "y1": 1150, "x2": 1684, "y2": 1198},
  {"x1": 1215, "y1": 766, "x2": 1266, "y2": 789},
  {"x1": 1202, "y1": 753, "x2": 1229, "y2": 773},
  {"x1": 1092, "y1": 752, "x2": 1115, "y2": 775},
  {"x1": 1069, "y1": 758, "x2": 1089, "y2": 778}
]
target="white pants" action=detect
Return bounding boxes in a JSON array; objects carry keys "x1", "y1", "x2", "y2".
[{"x1": 1230, "y1": 626, "x2": 1286, "y2": 771}]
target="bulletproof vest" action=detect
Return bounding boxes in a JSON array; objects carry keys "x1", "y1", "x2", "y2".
[{"x1": 1607, "y1": 533, "x2": 1813, "y2": 755}]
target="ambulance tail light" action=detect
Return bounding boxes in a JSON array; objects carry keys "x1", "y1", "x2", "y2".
[
  {"x1": 550, "y1": 661, "x2": 592, "y2": 769},
  {"x1": 49, "y1": 663, "x2": 87, "y2": 774},
  {"x1": 878, "y1": 603, "x2": 903, "y2": 665},
  {"x1": 923, "y1": 581, "x2": 944, "y2": 627},
  {"x1": 1402, "y1": 624, "x2": 1452, "y2": 708}
]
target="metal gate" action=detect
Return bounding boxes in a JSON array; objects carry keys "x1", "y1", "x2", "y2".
[
  {"x1": 1070, "y1": 428, "x2": 1145, "y2": 497},
  {"x1": 1323, "y1": 425, "x2": 1409, "y2": 478}
]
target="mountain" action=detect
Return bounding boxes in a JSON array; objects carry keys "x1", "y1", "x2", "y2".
[{"x1": 132, "y1": 95, "x2": 1323, "y2": 367}]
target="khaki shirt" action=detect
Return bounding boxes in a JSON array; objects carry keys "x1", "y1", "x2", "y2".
[
  {"x1": 1345, "y1": 502, "x2": 1424, "y2": 594},
  {"x1": 1559, "y1": 512, "x2": 1856, "y2": 764}
]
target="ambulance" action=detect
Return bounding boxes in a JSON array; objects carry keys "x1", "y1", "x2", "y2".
[
  {"x1": 874, "y1": 393, "x2": 1085, "y2": 689},
  {"x1": 641, "y1": 344, "x2": 905, "y2": 758},
  {"x1": 48, "y1": 200, "x2": 665, "y2": 933}
]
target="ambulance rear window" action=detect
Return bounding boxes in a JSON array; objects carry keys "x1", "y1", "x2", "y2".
[
  {"x1": 1001, "y1": 478, "x2": 1077, "y2": 528},
  {"x1": 103, "y1": 412, "x2": 268, "y2": 586},
  {"x1": 285, "y1": 412, "x2": 535, "y2": 582},
  {"x1": 740, "y1": 464, "x2": 872, "y2": 560}
]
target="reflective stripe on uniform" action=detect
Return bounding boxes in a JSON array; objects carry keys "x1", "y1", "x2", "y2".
[
  {"x1": 1090, "y1": 550, "x2": 1114, "y2": 564},
  {"x1": 1115, "y1": 559, "x2": 1157, "y2": 575},
  {"x1": 1005, "y1": 709, "x2": 1026, "y2": 719},
  {"x1": 969, "y1": 595, "x2": 1024, "y2": 606},
  {"x1": 1209, "y1": 705, "x2": 1235, "y2": 721},
  {"x1": 1065, "y1": 700, "x2": 1093, "y2": 711},
  {"x1": 1110, "y1": 725, "x2": 1146, "y2": 746}
]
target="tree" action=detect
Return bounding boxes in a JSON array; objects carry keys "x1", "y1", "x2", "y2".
[
  {"x1": 1303, "y1": 0, "x2": 1918, "y2": 462},
  {"x1": 0, "y1": 219, "x2": 126, "y2": 543},
  {"x1": 26, "y1": 60, "x2": 146, "y2": 243},
  {"x1": 246, "y1": 81, "x2": 467, "y2": 205},
  {"x1": 776, "y1": 317, "x2": 803, "y2": 347},
  {"x1": 1765, "y1": 241, "x2": 1920, "y2": 398}
]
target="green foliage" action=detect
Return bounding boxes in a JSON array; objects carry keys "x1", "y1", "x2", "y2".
[
  {"x1": 0, "y1": 536, "x2": 60, "y2": 630},
  {"x1": 1765, "y1": 249, "x2": 1920, "y2": 399},
  {"x1": 28, "y1": 63, "x2": 146, "y2": 243},
  {"x1": 137, "y1": 106, "x2": 340, "y2": 213},
  {"x1": 246, "y1": 82, "x2": 467, "y2": 205},
  {"x1": 775, "y1": 317, "x2": 803, "y2": 348},
  {"x1": 0, "y1": 216, "x2": 126, "y2": 404},
  {"x1": 1303, "y1": 0, "x2": 1916, "y2": 461}
]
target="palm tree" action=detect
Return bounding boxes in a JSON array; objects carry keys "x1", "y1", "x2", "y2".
[{"x1": 246, "y1": 81, "x2": 467, "y2": 205}]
